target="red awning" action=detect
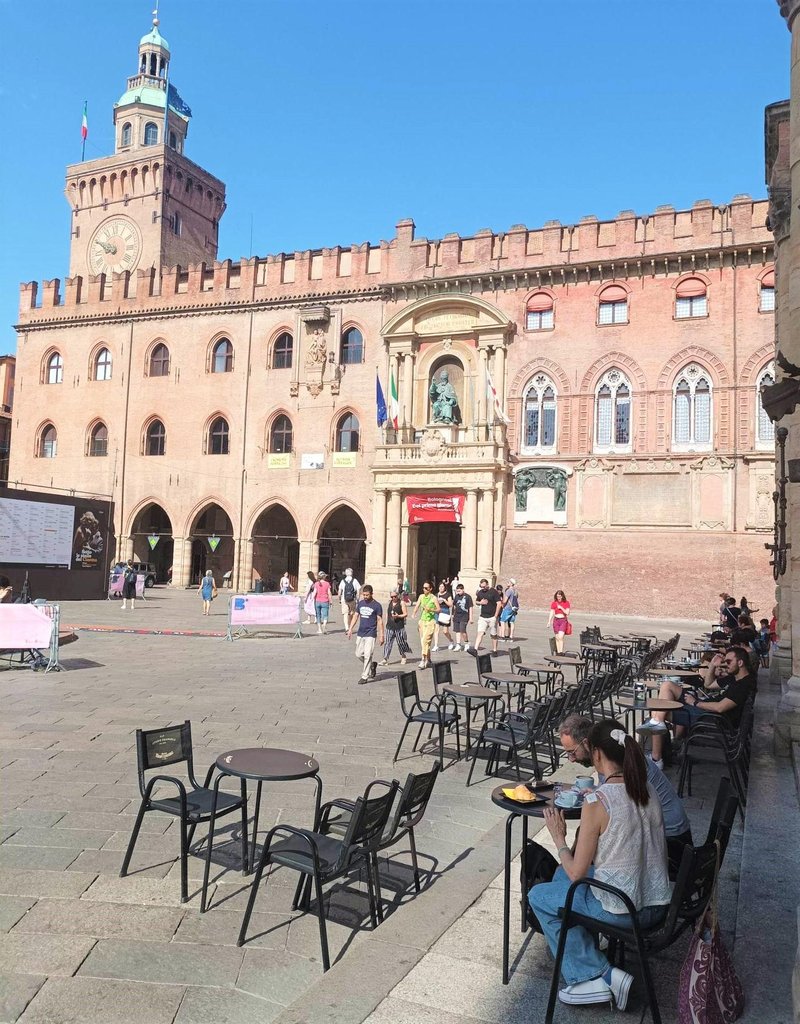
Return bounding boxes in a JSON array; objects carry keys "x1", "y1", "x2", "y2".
[
  {"x1": 406, "y1": 494, "x2": 465, "y2": 525},
  {"x1": 761, "y1": 269, "x2": 775, "y2": 288},
  {"x1": 599, "y1": 284, "x2": 627, "y2": 303},
  {"x1": 527, "y1": 292, "x2": 553, "y2": 312},
  {"x1": 676, "y1": 277, "x2": 707, "y2": 298}
]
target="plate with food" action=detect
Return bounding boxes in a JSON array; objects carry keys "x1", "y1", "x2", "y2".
[{"x1": 501, "y1": 784, "x2": 547, "y2": 804}]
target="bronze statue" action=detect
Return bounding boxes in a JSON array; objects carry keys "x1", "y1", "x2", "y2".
[{"x1": 429, "y1": 369, "x2": 459, "y2": 424}]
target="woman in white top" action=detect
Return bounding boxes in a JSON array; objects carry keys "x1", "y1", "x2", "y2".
[{"x1": 529, "y1": 719, "x2": 672, "y2": 1010}]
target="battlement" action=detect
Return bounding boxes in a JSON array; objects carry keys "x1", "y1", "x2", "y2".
[{"x1": 19, "y1": 195, "x2": 772, "y2": 321}]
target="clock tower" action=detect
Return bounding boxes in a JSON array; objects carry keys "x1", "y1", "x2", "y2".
[{"x1": 65, "y1": 15, "x2": 226, "y2": 280}]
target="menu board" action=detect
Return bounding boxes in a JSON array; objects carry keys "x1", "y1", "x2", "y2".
[{"x1": 0, "y1": 497, "x2": 75, "y2": 568}]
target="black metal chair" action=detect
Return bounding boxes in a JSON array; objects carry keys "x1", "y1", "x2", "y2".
[
  {"x1": 677, "y1": 701, "x2": 753, "y2": 816},
  {"x1": 393, "y1": 671, "x2": 461, "y2": 765},
  {"x1": 318, "y1": 761, "x2": 441, "y2": 917},
  {"x1": 544, "y1": 841, "x2": 719, "y2": 1024},
  {"x1": 236, "y1": 782, "x2": 399, "y2": 970},
  {"x1": 120, "y1": 721, "x2": 247, "y2": 909},
  {"x1": 465, "y1": 708, "x2": 535, "y2": 786}
]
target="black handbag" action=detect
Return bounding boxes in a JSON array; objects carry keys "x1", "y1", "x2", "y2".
[{"x1": 520, "y1": 840, "x2": 559, "y2": 932}]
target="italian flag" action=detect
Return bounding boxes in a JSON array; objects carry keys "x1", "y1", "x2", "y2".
[
  {"x1": 486, "y1": 368, "x2": 510, "y2": 424},
  {"x1": 389, "y1": 368, "x2": 399, "y2": 429},
  {"x1": 81, "y1": 101, "x2": 88, "y2": 141}
]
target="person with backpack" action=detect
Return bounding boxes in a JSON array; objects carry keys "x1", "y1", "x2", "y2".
[
  {"x1": 498, "y1": 578, "x2": 520, "y2": 641},
  {"x1": 338, "y1": 568, "x2": 361, "y2": 623},
  {"x1": 121, "y1": 559, "x2": 138, "y2": 611}
]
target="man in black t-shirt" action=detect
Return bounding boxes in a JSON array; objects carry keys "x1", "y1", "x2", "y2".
[
  {"x1": 346, "y1": 585, "x2": 384, "y2": 685},
  {"x1": 475, "y1": 578, "x2": 499, "y2": 653},
  {"x1": 452, "y1": 583, "x2": 474, "y2": 651}
]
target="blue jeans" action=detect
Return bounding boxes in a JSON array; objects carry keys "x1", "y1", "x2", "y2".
[
  {"x1": 314, "y1": 601, "x2": 329, "y2": 623},
  {"x1": 529, "y1": 867, "x2": 667, "y2": 986}
]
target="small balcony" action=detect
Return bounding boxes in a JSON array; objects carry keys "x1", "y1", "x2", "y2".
[{"x1": 374, "y1": 423, "x2": 507, "y2": 468}]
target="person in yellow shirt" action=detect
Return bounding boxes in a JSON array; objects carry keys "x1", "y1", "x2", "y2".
[{"x1": 412, "y1": 582, "x2": 438, "y2": 669}]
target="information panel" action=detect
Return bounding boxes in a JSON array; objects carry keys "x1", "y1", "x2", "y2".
[{"x1": 0, "y1": 497, "x2": 74, "y2": 568}]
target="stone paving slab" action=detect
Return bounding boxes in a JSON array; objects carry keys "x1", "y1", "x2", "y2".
[
  {"x1": 0, "y1": 871, "x2": 95, "y2": 899},
  {"x1": 0, "y1": 973, "x2": 45, "y2": 1024},
  {"x1": 3, "y1": 828, "x2": 115, "y2": 851},
  {"x1": 0, "y1": 933, "x2": 96, "y2": 977},
  {"x1": 80, "y1": 875, "x2": 202, "y2": 907},
  {"x1": 16, "y1": 977, "x2": 185, "y2": 1024},
  {"x1": 0, "y1": 847, "x2": 80, "y2": 872},
  {"x1": 78, "y1": 937, "x2": 244, "y2": 987},
  {"x1": 0, "y1": 898, "x2": 36, "y2": 934},
  {"x1": 13, "y1": 899, "x2": 184, "y2": 941},
  {"x1": 174, "y1": 986, "x2": 283, "y2": 1024}
]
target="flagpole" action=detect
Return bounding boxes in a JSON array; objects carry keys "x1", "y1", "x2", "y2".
[{"x1": 81, "y1": 100, "x2": 87, "y2": 161}]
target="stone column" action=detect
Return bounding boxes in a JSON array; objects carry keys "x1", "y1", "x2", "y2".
[
  {"x1": 235, "y1": 538, "x2": 253, "y2": 593},
  {"x1": 463, "y1": 488, "x2": 479, "y2": 569},
  {"x1": 402, "y1": 352, "x2": 414, "y2": 428},
  {"x1": 299, "y1": 538, "x2": 320, "y2": 578},
  {"x1": 118, "y1": 534, "x2": 134, "y2": 561},
  {"x1": 478, "y1": 348, "x2": 489, "y2": 427},
  {"x1": 494, "y1": 344, "x2": 506, "y2": 400},
  {"x1": 172, "y1": 536, "x2": 193, "y2": 588},
  {"x1": 371, "y1": 489, "x2": 387, "y2": 568},
  {"x1": 477, "y1": 488, "x2": 494, "y2": 575},
  {"x1": 386, "y1": 490, "x2": 402, "y2": 569}
]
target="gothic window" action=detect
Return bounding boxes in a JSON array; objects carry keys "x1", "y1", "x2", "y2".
[
  {"x1": 675, "y1": 278, "x2": 708, "y2": 319},
  {"x1": 149, "y1": 343, "x2": 170, "y2": 377},
  {"x1": 39, "y1": 424, "x2": 57, "y2": 459},
  {"x1": 272, "y1": 332, "x2": 293, "y2": 369},
  {"x1": 759, "y1": 269, "x2": 775, "y2": 312},
  {"x1": 145, "y1": 419, "x2": 166, "y2": 456},
  {"x1": 211, "y1": 338, "x2": 233, "y2": 373},
  {"x1": 143, "y1": 121, "x2": 158, "y2": 146},
  {"x1": 207, "y1": 416, "x2": 230, "y2": 455},
  {"x1": 121, "y1": 123, "x2": 132, "y2": 147},
  {"x1": 672, "y1": 363, "x2": 712, "y2": 449},
  {"x1": 756, "y1": 363, "x2": 776, "y2": 448},
  {"x1": 270, "y1": 414, "x2": 293, "y2": 454},
  {"x1": 340, "y1": 327, "x2": 363, "y2": 365},
  {"x1": 525, "y1": 293, "x2": 554, "y2": 331},
  {"x1": 46, "y1": 352, "x2": 63, "y2": 384},
  {"x1": 94, "y1": 347, "x2": 112, "y2": 381},
  {"x1": 594, "y1": 368, "x2": 632, "y2": 451},
  {"x1": 88, "y1": 422, "x2": 108, "y2": 457},
  {"x1": 172, "y1": 211, "x2": 181, "y2": 236},
  {"x1": 335, "y1": 413, "x2": 360, "y2": 452},
  {"x1": 522, "y1": 374, "x2": 557, "y2": 452},
  {"x1": 169, "y1": 131, "x2": 177, "y2": 150},
  {"x1": 598, "y1": 285, "x2": 628, "y2": 325}
]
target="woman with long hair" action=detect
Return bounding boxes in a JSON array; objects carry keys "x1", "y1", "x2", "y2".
[
  {"x1": 302, "y1": 570, "x2": 317, "y2": 624},
  {"x1": 380, "y1": 588, "x2": 412, "y2": 665},
  {"x1": 529, "y1": 719, "x2": 671, "y2": 1009},
  {"x1": 547, "y1": 589, "x2": 571, "y2": 653},
  {"x1": 431, "y1": 581, "x2": 454, "y2": 652}
]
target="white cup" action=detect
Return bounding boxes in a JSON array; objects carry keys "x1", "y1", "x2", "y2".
[
  {"x1": 557, "y1": 790, "x2": 579, "y2": 808},
  {"x1": 574, "y1": 776, "x2": 594, "y2": 790}
]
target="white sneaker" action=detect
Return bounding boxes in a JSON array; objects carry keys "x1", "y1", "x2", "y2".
[
  {"x1": 653, "y1": 758, "x2": 664, "y2": 770},
  {"x1": 645, "y1": 717, "x2": 667, "y2": 730},
  {"x1": 448, "y1": 643, "x2": 455, "y2": 650},
  {"x1": 431, "y1": 646, "x2": 440, "y2": 653},
  {"x1": 400, "y1": 657, "x2": 407, "y2": 665},
  {"x1": 452, "y1": 644, "x2": 462, "y2": 652},
  {"x1": 558, "y1": 978, "x2": 612, "y2": 1007},
  {"x1": 418, "y1": 660, "x2": 427, "y2": 669},
  {"x1": 608, "y1": 967, "x2": 634, "y2": 1011},
  {"x1": 463, "y1": 644, "x2": 471, "y2": 652},
  {"x1": 378, "y1": 659, "x2": 388, "y2": 666}
]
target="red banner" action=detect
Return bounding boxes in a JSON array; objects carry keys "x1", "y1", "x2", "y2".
[{"x1": 406, "y1": 494, "x2": 465, "y2": 525}]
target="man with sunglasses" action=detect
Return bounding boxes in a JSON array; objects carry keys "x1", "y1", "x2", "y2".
[{"x1": 559, "y1": 715, "x2": 691, "y2": 845}]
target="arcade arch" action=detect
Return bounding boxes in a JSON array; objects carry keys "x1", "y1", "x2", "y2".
[
  {"x1": 187, "y1": 502, "x2": 234, "y2": 585},
  {"x1": 130, "y1": 503, "x2": 173, "y2": 583},
  {"x1": 251, "y1": 503, "x2": 299, "y2": 591},
  {"x1": 317, "y1": 505, "x2": 367, "y2": 583}
]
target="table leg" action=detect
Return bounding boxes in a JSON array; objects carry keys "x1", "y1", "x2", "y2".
[
  {"x1": 520, "y1": 816, "x2": 529, "y2": 932},
  {"x1": 502, "y1": 812, "x2": 514, "y2": 985},
  {"x1": 311, "y1": 774, "x2": 323, "y2": 829},
  {"x1": 248, "y1": 780, "x2": 263, "y2": 874},
  {"x1": 465, "y1": 698, "x2": 472, "y2": 753}
]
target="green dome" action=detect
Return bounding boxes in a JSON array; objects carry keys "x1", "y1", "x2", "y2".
[
  {"x1": 140, "y1": 26, "x2": 170, "y2": 51},
  {"x1": 117, "y1": 85, "x2": 167, "y2": 109}
]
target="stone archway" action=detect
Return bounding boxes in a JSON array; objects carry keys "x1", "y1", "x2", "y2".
[
  {"x1": 188, "y1": 503, "x2": 234, "y2": 586},
  {"x1": 130, "y1": 503, "x2": 173, "y2": 584},
  {"x1": 251, "y1": 504, "x2": 299, "y2": 591},
  {"x1": 318, "y1": 506, "x2": 367, "y2": 587}
]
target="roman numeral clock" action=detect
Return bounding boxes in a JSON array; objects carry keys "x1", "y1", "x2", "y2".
[{"x1": 87, "y1": 217, "x2": 142, "y2": 276}]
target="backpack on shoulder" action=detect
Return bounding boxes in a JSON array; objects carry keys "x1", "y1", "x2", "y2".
[{"x1": 343, "y1": 579, "x2": 356, "y2": 602}]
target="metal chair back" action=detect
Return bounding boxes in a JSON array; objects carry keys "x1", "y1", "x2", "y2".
[
  {"x1": 431, "y1": 660, "x2": 453, "y2": 692},
  {"x1": 352, "y1": 783, "x2": 400, "y2": 853},
  {"x1": 703, "y1": 777, "x2": 739, "y2": 863},
  {"x1": 397, "y1": 671, "x2": 420, "y2": 709},
  {"x1": 393, "y1": 761, "x2": 441, "y2": 832},
  {"x1": 508, "y1": 646, "x2": 522, "y2": 669},
  {"x1": 476, "y1": 652, "x2": 492, "y2": 676},
  {"x1": 135, "y1": 721, "x2": 195, "y2": 795}
]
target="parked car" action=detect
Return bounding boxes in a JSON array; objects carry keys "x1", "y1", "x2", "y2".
[{"x1": 111, "y1": 562, "x2": 158, "y2": 588}]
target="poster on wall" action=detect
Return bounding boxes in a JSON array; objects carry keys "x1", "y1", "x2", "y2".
[
  {"x1": 0, "y1": 497, "x2": 74, "y2": 568},
  {"x1": 405, "y1": 494, "x2": 465, "y2": 525},
  {"x1": 72, "y1": 508, "x2": 107, "y2": 569}
]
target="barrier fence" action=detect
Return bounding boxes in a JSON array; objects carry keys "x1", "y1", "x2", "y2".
[{"x1": 226, "y1": 594, "x2": 303, "y2": 641}]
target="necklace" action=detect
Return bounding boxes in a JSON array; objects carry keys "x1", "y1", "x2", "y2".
[{"x1": 604, "y1": 772, "x2": 623, "y2": 782}]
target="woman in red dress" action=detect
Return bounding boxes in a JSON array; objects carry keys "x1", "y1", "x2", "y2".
[{"x1": 547, "y1": 589, "x2": 571, "y2": 653}]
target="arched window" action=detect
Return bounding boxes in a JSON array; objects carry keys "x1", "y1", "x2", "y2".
[
  {"x1": 272, "y1": 332, "x2": 293, "y2": 369},
  {"x1": 89, "y1": 422, "x2": 108, "y2": 457},
  {"x1": 143, "y1": 122, "x2": 158, "y2": 146},
  {"x1": 675, "y1": 278, "x2": 708, "y2": 319},
  {"x1": 594, "y1": 368, "x2": 632, "y2": 451},
  {"x1": 270, "y1": 414, "x2": 293, "y2": 454},
  {"x1": 522, "y1": 374, "x2": 557, "y2": 452},
  {"x1": 759, "y1": 269, "x2": 775, "y2": 312},
  {"x1": 149, "y1": 343, "x2": 170, "y2": 377},
  {"x1": 335, "y1": 413, "x2": 360, "y2": 452},
  {"x1": 597, "y1": 285, "x2": 628, "y2": 325},
  {"x1": 121, "y1": 123, "x2": 132, "y2": 147},
  {"x1": 525, "y1": 293, "x2": 554, "y2": 331},
  {"x1": 340, "y1": 327, "x2": 363, "y2": 365},
  {"x1": 211, "y1": 338, "x2": 233, "y2": 373},
  {"x1": 172, "y1": 211, "x2": 181, "y2": 236},
  {"x1": 672, "y1": 363, "x2": 712, "y2": 449},
  {"x1": 39, "y1": 424, "x2": 57, "y2": 459},
  {"x1": 208, "y1": 416, "x2": 230, "y2": 455},
  {"x1": 46, "y1": 352, "x2": 63, "y2": 384},
  {"x1": 757, "y1": 363, "x2": 776, "y2": 448},
  {"x1": 145, "y1": 419, "x2": 166, "y2": 456},
  {"x1": 94, "y1": 347, "x2": 112, "y2": 381}
]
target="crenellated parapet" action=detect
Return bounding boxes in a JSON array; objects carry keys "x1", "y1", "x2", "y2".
[{"x1": 19, "y1": 194, "x2": 772, "y2": 323}]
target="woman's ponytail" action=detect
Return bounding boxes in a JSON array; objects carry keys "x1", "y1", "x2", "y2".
[{"x1": 622, "y1": 734, "x2": 649, "y2": 807}]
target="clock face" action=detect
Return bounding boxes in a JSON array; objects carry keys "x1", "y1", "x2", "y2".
[{"x1": 88, "y1": 217, "x2": 142, "y2": 276}]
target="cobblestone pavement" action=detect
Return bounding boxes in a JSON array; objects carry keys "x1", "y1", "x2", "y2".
[{"x1": 1, "y1": 590, "x2": 724, "y2": 1023}]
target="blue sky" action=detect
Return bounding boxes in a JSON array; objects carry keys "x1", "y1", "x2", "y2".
[{"x1": 0, "y1": 0, "x2": 789, "y2": 355}]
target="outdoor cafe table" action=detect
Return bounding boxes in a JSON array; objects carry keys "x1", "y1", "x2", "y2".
[
  {"x1": 491, "y1": 784, "x2": 582, "y2": 984},
  {"x1": 545, "y1": 656, "x2": 587, "y2": 682},
  {"x1": 442, "y1": 683, "x2": 505, "y2": 752},
  {"x1": 648, "y1": 667, "x2": 702, "y2": 677},
  {"x1": 613, "y1": 696, "x2": 682, "y2": 737},
  {"x1": 215, "y1": 747, "x2": 321, "y2": 872},
  {"x1": 480, "y1": 669, "x2": 528, "y2": 706}
]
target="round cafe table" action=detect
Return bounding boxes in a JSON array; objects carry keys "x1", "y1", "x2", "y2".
[
  {"x1": 442, "y1": 684, "x2": 504, "y2": 753},
  {"x1": 216, "y1": 747, "x2": 321, "y2": 872},
  {"x1": 480, "y1": 669, "x2": 533, "y2": 708},
  {"x1": 648, "y1": 667, "x2": 702, "y2": 678},
  {"x1": 491, "y1": 784, "x2": 582, "y2": 984}
]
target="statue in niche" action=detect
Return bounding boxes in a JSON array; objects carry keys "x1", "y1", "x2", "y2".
[
  {"x1": 306, "y1": 328, "x2": 328, "y2": 366},
  {"x1": 429, "y1": 369, "x2": 460, "y2": 424},
  {"x1": 515, "y1": 467, "x2": 567, "y2": 512}
]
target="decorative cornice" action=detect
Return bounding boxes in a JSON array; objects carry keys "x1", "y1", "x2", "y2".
[{"x1": 778, "y1": 0, "x2": 800, "y2": 29}]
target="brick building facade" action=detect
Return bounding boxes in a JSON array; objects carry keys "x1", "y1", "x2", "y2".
[{"x1": 9, "y1": 20, "x2": 777, "y2": 616}]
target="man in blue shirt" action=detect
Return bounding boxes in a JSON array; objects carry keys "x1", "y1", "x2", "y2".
[
  {"x1": 558, "y1": 714, "x2": 692, "y2": 844},
  {"x1": 346, "y1": 585, "x2": 384, "y2": 685}
]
